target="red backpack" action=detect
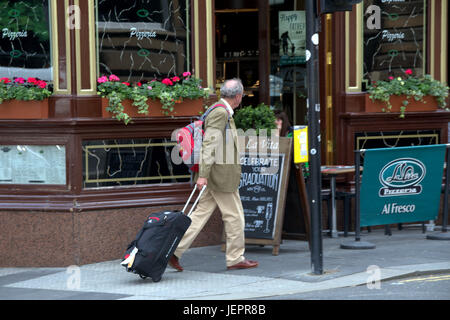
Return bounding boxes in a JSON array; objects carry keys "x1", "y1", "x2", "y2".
[{"x1": 176, "y1": 104, "x2": 230, "y2": 172}]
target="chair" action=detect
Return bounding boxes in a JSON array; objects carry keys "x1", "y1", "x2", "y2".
[
  {"x1": 336, "y1": 187, "x2": 355, "y2": 237},
  {"x1": 321, "y1": 188, "x2": 333, "y2": 236}
]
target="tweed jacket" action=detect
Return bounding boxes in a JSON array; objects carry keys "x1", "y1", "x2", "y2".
[{"x1": 198, "y1": 99, "x2": 241, "y2": 192}]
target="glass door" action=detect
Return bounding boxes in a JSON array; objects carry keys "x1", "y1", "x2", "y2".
[
  {"x1": 269, "y1": 0, "x2": 307, "y2": 125},
  {"x1": 215, "y1": 3, "x2": 260, "y2": 107}
]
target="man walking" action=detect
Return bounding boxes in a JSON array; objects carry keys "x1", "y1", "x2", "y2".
[{"x1": 169, "y1": 78, "x2": 258, "y2": 271}]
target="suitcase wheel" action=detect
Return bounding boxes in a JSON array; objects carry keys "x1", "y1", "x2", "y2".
[{"x1": 139, "y1": 274, "x2": 148, "y2": 280}]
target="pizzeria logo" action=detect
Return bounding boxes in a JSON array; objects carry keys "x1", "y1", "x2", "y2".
[{"x1": 378, "y1": 158, "x2": 425, "y2": 197}]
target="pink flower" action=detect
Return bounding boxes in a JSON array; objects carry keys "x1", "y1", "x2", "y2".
[
  {"x1": 14, "y1": 77, "x2": 25, "y2": 84},
  {"x1": 109, "y1": 74, "x2": 120, "y2": 82},
  {"x1": 182, "y1": 71, "x2": 191, "y2": 77},
  {"x1": 147, "y1": 86, "x2": 152, "y2": 90},
  {"x1": 162, "y1": 78, "x2": 173, "y2": 86},
  {"x1": 0, "y1": 77, "x2": 11, "y2": 84},
  {"x1": 405, "y1": 69, "x2": 413, "y2": 76},
  {"x1": 172, "y1": 76, "x2": 180, "y2": 82},
  {"x1": 388, "y1": 76, "x2": 394, "y2": 80},
  {"x1": 97, "y1": 75, "x2": 108, "y2": 83}
]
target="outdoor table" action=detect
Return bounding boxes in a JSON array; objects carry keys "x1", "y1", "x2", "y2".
[{"x1": 321, "y1": 165, "x2": 358, "y2": 238}]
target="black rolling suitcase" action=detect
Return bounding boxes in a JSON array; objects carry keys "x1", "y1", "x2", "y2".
[{"x1": 121, "y1": 185, "x2": 206, "y2": 282}]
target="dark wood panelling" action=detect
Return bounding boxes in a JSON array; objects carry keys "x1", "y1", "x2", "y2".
[
  {"x1": 433, "y1": 0, "x2": 442, "y2": 79},
  {"x1": 340, "y1": 111, "x2": 450, "y2": 165},
  {"x1": 258, "y1": 0, "x2": 270, "y2": 104},
  {"x1": 197, "y1": 0, "x2": 208, "y2": 82},
  {"x1": 79, "y1": 0, "x2": 92, "y2": 90},
  {"x1": 56, "y1": 0, "x2": 68, "y2": 90},
  {"x1": 348, "y1": 8, "x2": 357, "y2": 88},
  {"x1": 0, "y1": 116, "x2": 197, "y2": 211}
]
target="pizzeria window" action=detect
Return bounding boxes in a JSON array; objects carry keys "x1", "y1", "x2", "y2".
[{"x1": 362, "y1": 0, "x2": 427, "y2": 86}]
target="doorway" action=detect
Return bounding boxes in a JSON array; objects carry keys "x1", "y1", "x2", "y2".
[{"x1": 214, "y1": 0, "x2": 308, "y2": 126}]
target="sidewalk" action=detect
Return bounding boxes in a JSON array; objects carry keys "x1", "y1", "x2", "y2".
[{"x1": 1, "y1": 227, "x2": 449, "y2": 300}]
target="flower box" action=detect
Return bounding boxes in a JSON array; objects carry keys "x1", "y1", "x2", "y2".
[
  {"x1": 366, "y1": 70, "x2": 448, "y2": 118},
  {"x1": 97, "y1": 73, "x2": 209, "y2": 123},
  {"x1": 365, "y1": 94, "x2": 438, "y2": 113},
  {"x1": 0, "y1": 99, "x2": 49, "y2": 119},
  {"x1": 101, "y1": 98, "x2": 204, "y2": 118}
]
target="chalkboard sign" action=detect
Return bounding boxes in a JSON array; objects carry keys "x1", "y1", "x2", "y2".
[
  {"x1": 239, "y1": 152, "x2": 285, "y2": 239},
  {"x1": 238, "y1": 136, "x2": 292, "y2": 255}
]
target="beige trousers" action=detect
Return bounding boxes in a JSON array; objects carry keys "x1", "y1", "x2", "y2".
[{"x1": 174, "y1": 187, "x2": 246, "y2": 267}]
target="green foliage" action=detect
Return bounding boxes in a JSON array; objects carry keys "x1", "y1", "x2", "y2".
[
  {"x1": 0, "y1": 77, "x2": 52, "y2": 104},
  {"x1": 367, "y1": 69, "x2": 449, "y2": 118},
  {"x1": 234, "y1": 103, "x2": 277, "y2": 135},
  {"x1": 97, "y1": 73, "x2": 209, "y2": 124}
]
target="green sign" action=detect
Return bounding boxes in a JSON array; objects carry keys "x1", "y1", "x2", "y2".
[{"x1": 360, "y1": 145, "x2": 446, "y2": 227}]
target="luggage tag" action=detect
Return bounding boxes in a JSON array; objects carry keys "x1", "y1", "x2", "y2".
[{"x1": 121, "y1": 247, "x2": 138, "y2": 267}]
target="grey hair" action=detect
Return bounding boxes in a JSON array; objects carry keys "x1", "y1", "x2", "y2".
[{"x1": 220, "y1": 78, "x2": 244, "y2": 98}]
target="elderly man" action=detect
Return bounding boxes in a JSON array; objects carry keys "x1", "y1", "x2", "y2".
[{"x1": 169, "y1": 78, "x2": 258, "y2": 271}]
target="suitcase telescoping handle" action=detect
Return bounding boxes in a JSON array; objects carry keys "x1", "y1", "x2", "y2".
[{"x1": 182, "y1": 185, "x2": 206, "y2": 217}]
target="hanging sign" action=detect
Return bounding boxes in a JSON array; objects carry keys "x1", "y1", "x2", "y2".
[{"x1": 278, "y1": 11, "x2": 306, "y2": 65}]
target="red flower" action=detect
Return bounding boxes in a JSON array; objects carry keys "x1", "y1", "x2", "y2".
[
  {"x1": 172, "y1": 76, "x2": 180, "y2": 82},
  {"x1": 0, "y1": 77, "x2": 11, "y2": 84},
  {"x1": 137, "y1": 82, "x2": 142, "y2": 87},
  {"x1": 388, "y1": 76, "x2": 394, "y2": 80},
  {"x1": 28, "y1": 77, "x2": 38, "y2": 84},
  {"x1": 36, "y1": 80, "x2": 47, "y2": 89},
  {"x1": 122, "y1": 82, "x2": 130, "y2": 86},
  {"x1": 405, "y1": 69, "x2": 413, "y2": 76},
  {"x1": 182, "y1": 71, "x2": 191, "y2": 78},
  {"x1": 162, "y1": 78, "x2": 173, "y2": 86}
]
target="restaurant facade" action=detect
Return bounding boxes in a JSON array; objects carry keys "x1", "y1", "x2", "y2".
[{"x1": 0, "y1": 0, "x2": 448, "y2": 266}]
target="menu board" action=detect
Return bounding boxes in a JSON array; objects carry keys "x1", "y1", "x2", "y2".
[
  {"x1": 0, "y1": 145, "x2": 66, "y2": 185},
  {"x1": 239, "y1": 152, "x2": 285, "y2": 240},
  {"x1": 363, "y1": 0, "x2": 425, "y2": 82},
  {"x1": 236, "y1": 136, "x2": 292, "y2": 253}
]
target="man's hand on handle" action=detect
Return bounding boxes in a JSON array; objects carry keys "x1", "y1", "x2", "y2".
[{"x1": 196, "y1": 177, "x2": 207, "y2": 191}]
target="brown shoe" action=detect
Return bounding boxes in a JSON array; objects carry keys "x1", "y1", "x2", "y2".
[
  {"x1": 168, "y1": 255, "x2": 183, "y2": 272},
  {"x1": 227, "y1": 259, "x2": 258, "y2": 270}
]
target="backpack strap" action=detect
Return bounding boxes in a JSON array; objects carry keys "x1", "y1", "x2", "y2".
[
  {"x1": 201, "y1": 103, "x2": 231, "y2": 127},
  {"x1": 201, "y1": 103, "x2": 229, "y2": 118},
  {"x1": 200, "y1": 103, "x2": 231, "y2": 141}
]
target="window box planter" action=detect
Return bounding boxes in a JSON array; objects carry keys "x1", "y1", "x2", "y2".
[
  {"x1": 0, "y1": 99, "x2": 49, "y2": 119},
  {"x1": 365, "y1": 94, "x2": 439, "y2": 114},
  {"x1": 101, "y1": 98, "x2": 204, "y2": 119}
]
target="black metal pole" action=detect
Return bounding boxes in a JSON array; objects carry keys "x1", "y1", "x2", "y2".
[
  {"x1": 306, "y1": 0, "x2": 323, "y2": 275},
  {"x1": 427, "y1": 144, "x2": 450, "y2": 240},
  {"x1": 442, "y1": 146, "x2": 449, "y2": 232},
  {"x1": 340, "y1": 149, "x2": 375, "y2": 249},
  {"x1": 354, "y1": 150, "x2": 361, "y2": 242}
]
